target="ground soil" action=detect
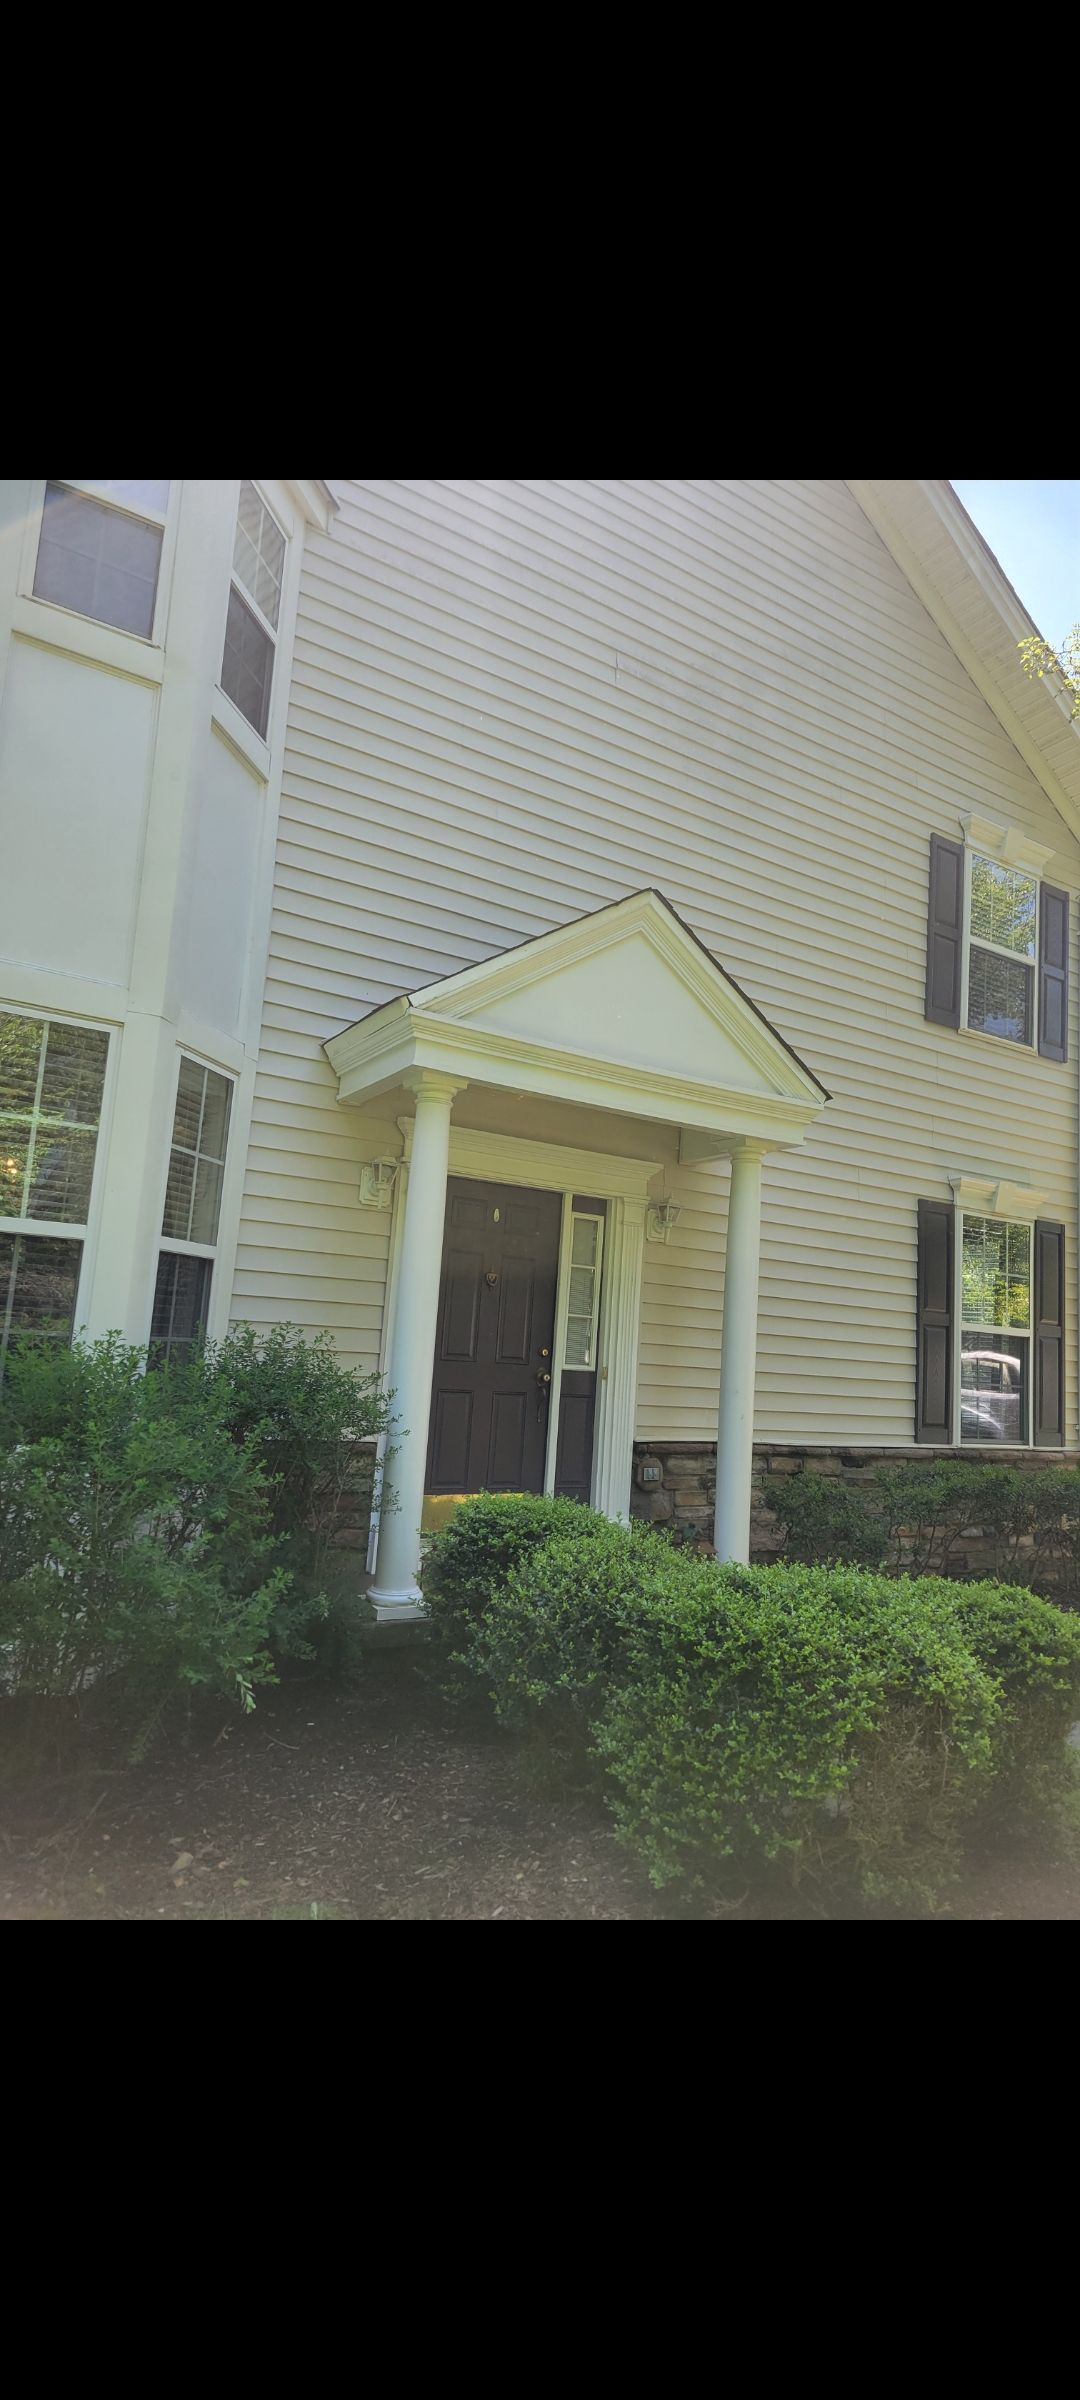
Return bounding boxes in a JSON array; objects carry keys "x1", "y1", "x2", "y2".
[{"x1": 3, "y1": 1657, "x2": 1080, "y2": 1921}]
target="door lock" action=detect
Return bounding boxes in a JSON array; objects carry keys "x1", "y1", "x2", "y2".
[
  {"x1": 536, "y1": 1370, "x2": 552, "y2": 1388},
  {"x1": 538, "y1": 1346, "x2": 551, "y2": 1359}
]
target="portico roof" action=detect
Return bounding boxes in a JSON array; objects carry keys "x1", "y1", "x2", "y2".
[{"x1": 324, "y1": 890, "x2": 828, "y2": 1151}]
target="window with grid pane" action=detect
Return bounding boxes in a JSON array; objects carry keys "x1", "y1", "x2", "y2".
[
  {"x1": 149, "y1": 1056, "x2": 234, "y2": 1365},
  {"x1": 960, "y1": 1214, "x2": 1031, "y2": 1444},
  {"x1": 33, "y1": 481, "x2": 169, "y2": 639},
  {"x1": 162, "y1": 1059, "x2": 233, "y2": 1246},
  {"x1": 219, "y1": 481, "x2": 285, "y2": 739},
  {"x1": 564, "y1": 1214, "x2": 604, "y2": 1369},
  {"x1": 0, "y1": 1010, "x2": 109, "y2": 1369},
  {"x1": 967, "y1": 854, "x2": 1037, "y2": 1044}
]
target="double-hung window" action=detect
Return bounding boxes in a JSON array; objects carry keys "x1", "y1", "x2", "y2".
[
  {"x1": 916, "y1": 1196, "x2": 1065, "y2": 1449},
  {"x1": 925, "y1": 824, "x2": 1069, "y2": 1061},
  {"x1": 219, "y1": 481, "x2": 286, "y2": 739},
  {"x1": 959, "y1": 1214, "x2": 1031, "y2": 1443},
  {"x1": 0, "y1": 1010, "x2": 109, "y2": 1370},
  {"x1": 32, "y1": 480, "x2": 171, "y2": 639},
  {"x1": 150, "y1": 1057, "x2": 234, "y2": 1363},
  {"x1": 966, "y1": 855, "x2": 1037, "y2": 1042}
]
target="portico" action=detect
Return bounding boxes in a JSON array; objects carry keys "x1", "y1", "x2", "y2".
[{"x1": 324, "y1": 891, "x2": 827, "y2": 1620}]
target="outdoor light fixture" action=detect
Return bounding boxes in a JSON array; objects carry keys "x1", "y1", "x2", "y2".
[
  {"x1": 646, "y1": 1195, "x2": 682, "y2": 1244},
  {"x1": 358, "y1": 1158, "x2": 401, "y2": 1210}
]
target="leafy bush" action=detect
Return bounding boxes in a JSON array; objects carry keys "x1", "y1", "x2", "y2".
[
  {"x1": 422, "y1": 1491, "x2": 614, "y2": 1695},
  {"x1": 197, "y1": 1324, "x2": 391, "y2": 1661},
  {"x1": 766, "y1": 1472, "x2": 886, "y2": 1568},
  {"x1": 765, "y1": 1459, "x2": 1080, "y2": 1599},
  {"x1": 0, "y1": 1335, "x2": 288, "y2": 1767},
  {"x1": 458, "y1": 1497, "x2": 1080, "y2": 1908}
]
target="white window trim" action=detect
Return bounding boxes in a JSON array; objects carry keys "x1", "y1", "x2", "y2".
[
  {"x1": 959, "y1": 845, "x2": 1040, "y2": 1054},
  {"x1": 0, "y1": 1001, "x2": 118, "y2": 1354},
  {"x1": 216, "y1": 481, "x2": 288, "y2": 741},
  {"x1": 18, "y1": 478, "x2": 181, "y2": 654},
  {"x1": 952, "y1": 1205, "x2": 1036, "y2": 1450},
  {"x1": 152, "y1": 1050, "x2": 238, "y2": 1333},
  {"x1": 560, "y1": 1207, "x2": 606, "y2": 1377}
]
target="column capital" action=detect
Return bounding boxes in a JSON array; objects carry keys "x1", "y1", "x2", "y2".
[
  {"x1": 730, "y1": 1138, "x2": 770, "y2": 1167},
  {"x1": 401, "y1": 1068, "x2": 469, "y2": 1106}
]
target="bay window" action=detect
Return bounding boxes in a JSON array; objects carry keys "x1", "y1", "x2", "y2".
[
  {"x1": 150, "y1": 1057, "x2": 234, "y2": 1363},
  {"x1": 219, "y1": 481, "x2": 286, "y2": 739},
  {"x1": 0, "y1": 1009, "x2": 109, "y2": 1368},
  {"x1": 33, "y1": 481, "x2": 171, "y2": 640}
]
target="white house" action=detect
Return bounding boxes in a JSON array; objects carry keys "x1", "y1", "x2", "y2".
[{"x1": 3, "y1": 479, "x2": 1079, "y2": 1619}]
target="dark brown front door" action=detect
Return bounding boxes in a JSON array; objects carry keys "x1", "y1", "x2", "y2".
[{"x1": 426, "y1": 1179, "x2": 562, "y2": 1496}]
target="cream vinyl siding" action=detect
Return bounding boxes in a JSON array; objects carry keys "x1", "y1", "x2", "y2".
[{"x1": 232, "y1": 479, "x2": 1080, "y2": 1445}]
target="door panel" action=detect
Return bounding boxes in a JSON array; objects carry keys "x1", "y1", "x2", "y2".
[
  {"x1": 487, "y1": 1391, "x2": 529, "y2": 1485},
  {"x1": 442, "y1": 1245, "x2": 484, "y2": 1359},
  {"x1": 429, "y1": 1389, "x2": 473, "y2": 1487},
  {"x1": 427, "y1": 1179, "x2": 561, "y2": 1495}
]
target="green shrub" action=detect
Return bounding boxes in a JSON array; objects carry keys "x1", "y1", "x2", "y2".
[
  {"x1": 766, "y1": 1471, "x2": 886, "y2": 1568},
  {"x1": 0, "y1": 1335, "x2": 289, "y2": 1768},
  {"x1": 478, "y1": 1518, "x2": 673, "y2": 1734},
  {"x1": 510, "y1": 1547, "x2": 1000, "y2": 1907},
  {"x1": 947, "y1": 1577, "x2": 1080, "y2": 1837},
  {"x1": 765, "y1": 1458, "x2": 1080, "y2": 1597},
  {"x1": 422, "y1": 1491, "x2": 614, "y2": 1695},
  {"x1": 461, "y1": 1497, "x2": 1080, "y2": 1909},
  {"x1": 191, "y1": 1324, "x2": 392, "y2": 1662}
]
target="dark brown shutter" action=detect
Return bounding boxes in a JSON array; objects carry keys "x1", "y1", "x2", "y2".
[
  {"x1": 925, "y1": 835, "x2": 964, "y2": 1027},
  {"x1": 1037, "y1": 883, "x2": 1069, "y2": 1062},
  {"x1": 1034, "y1": 1219, "x2": 1066, "y2": 1448},
  {"x1": 916, "y1": 1199, "x2": 954, "y2": 1443}
]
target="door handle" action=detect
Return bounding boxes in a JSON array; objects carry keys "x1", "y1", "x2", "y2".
[{"x1": 536, "y1": 1370, "x2": 552, "y2": 1389}]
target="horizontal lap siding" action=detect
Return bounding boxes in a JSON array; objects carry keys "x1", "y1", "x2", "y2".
[{"x1": 233, "y1": 479, "x2": 1080, "y2": 1445}]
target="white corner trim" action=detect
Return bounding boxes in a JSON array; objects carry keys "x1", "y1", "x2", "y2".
[{"x1": 948, "y1": 1172, "x2": 1050, "y2": 1218}]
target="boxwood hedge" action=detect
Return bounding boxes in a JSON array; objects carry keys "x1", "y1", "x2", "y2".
[{"x1": 423, "y1": 1495, "x2": 1080, "y2": 1909}]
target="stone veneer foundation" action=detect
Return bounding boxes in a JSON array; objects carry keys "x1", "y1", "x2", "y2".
[{"x1": 630, "y1": 1439, "x2": 1080, "y2": 1590}]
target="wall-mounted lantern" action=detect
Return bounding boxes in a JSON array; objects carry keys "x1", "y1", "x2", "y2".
[
  {"x1": 358, "y1": 1158, "x2": 401, "y2": 1211},
  {"x1": 646, "y1": 1196, "x2": 682, "y2": 1245}
]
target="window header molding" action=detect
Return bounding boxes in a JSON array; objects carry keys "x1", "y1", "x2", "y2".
[
  {"x1": 959, "y1": 811, "x2": 1056, "y2": 879},
  {"x1": 947, "y1": 1172, "x2": 1049, "y2": 1218}
]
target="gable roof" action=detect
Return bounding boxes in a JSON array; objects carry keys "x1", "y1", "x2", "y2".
[
  {"x1": 325, "y1": 889, "x2": 829, "y2": 1146},
  {"x1": 848, "y1": 480, "x2": 1080, "y2": 848}
]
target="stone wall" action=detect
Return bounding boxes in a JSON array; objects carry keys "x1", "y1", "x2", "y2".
[{"x1": 629, "y1": 1439, "x2": 1080, "y2": 1591}]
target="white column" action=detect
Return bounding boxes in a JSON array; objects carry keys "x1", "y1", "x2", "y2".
[
  {"x1": 591, "y1": 1196, "x2": 646, "y2": 1518},
  {"x1": 713, "y1": 1142, "x2": 766, "y2": 1565},
  {"x1": 369, "y1": 1069, "x2": 466, "y2": 1621}
]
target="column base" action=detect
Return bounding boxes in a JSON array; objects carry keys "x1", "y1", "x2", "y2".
[{"x1": 368, "y1": 1586, "x2": 428, "y2": 1625}]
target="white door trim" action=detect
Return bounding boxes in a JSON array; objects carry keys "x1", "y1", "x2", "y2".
[{"x1": 368, "y1": 1120, "x2": 656, "y2": 1539}]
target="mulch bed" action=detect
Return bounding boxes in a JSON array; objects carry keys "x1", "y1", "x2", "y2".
[{"x1": 3, "y1": 1657, "x2": 1080, "y2": 1921}]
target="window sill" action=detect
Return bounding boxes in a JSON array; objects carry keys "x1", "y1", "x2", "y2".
[
  {"x1": 211, "y1": 687, "x2": 271, "y2": 777},
  {"x1": 11, "y1": 594, "x2": 164, "y2": 684},
  {"x1": 956, "y1": 1023, "x2": 1037, "y2": 1056}
]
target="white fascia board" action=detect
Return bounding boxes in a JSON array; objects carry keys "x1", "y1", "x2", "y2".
[
  {"x1": 284, "y1": 479, "x2": 337, "y2": 531},
  {"x1": 331, "y1": 1006, "x2": 820, "y2": 1143},
  {"x1": 848, "y1": 479, "x2": 1080, "y2": 851}
]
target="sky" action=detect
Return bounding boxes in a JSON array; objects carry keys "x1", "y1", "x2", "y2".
[{"x1": 951, "y1": 480, "x2": 1080, "y2": 648}]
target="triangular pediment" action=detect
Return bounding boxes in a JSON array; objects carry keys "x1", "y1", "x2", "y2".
[
  {"x1": 325, "y1": 891, "x2": 827, "y2": 1140},
  {"x1": 410, "y1": 893, "x2": 823, "y2": 1103}
]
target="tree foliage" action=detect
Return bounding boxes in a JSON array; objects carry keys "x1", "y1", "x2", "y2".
[{"x1": 1019, "y1": 625, "x2": 1080, "y2": 721}]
